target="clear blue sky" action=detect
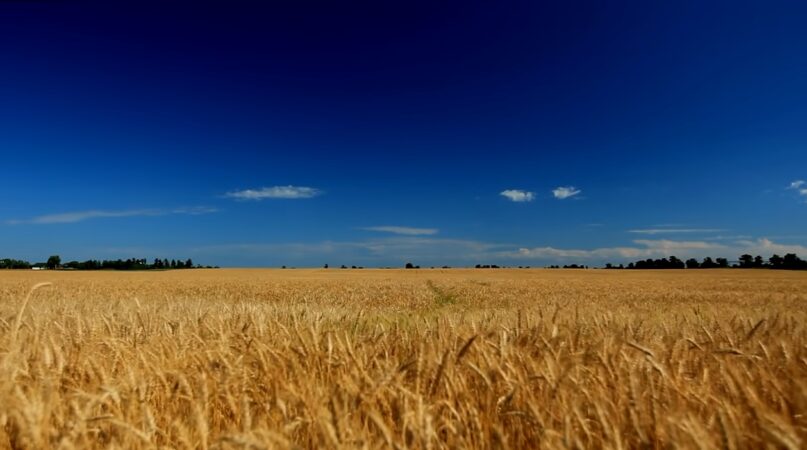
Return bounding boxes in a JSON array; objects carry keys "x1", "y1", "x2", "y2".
[{"x1": 2, "y1": 1, "x2": 807, "y2": 267}]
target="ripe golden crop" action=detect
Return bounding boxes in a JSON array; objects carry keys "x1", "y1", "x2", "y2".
[{"x1": 0, "y1": 269, "x2": 805, "y2": 448}]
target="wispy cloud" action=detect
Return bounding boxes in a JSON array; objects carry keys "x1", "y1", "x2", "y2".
[
  {"x1": 503, "y1": 239, "x2": 726, "y2": 260},
  {"x1": 162, "y1": 236, "x2": 807, "y2": 267},
  {"x1": 628, "y1": 228, "x2": 726, "y2": 235},
  {"x1": 190, "y1": 237, "x2": 507, "y2": 266},
  {"x1": 735, "y1": 238, "x2": 807, "y2": 256},
  {"x1": 500, "y1": 237, "x2": 807, "y2": 263},
  {"x1": 171, "y1": 206, "x2": 219, "y2": 215},
  {"x1": 552, "y1": 186, "x2": 581, "y2": 200},
  {"x1": 224, "y1": 185, "x2": 322, "y2": 200},
  {"x1": 360, "y1": 226, "x2": 439, "y2": 236},
  {"x1": 500, "y1": 189, "x2": 535, "y2": 202},
  {"x1": 786, "y1": 180, "x2": 807, "y2": 201},
  {"x1": 632, "y1": 239, "x2": 724, "y2": 251},
  {"x1": 7, "y1": 206, "x2": 218, "y2": 225}
]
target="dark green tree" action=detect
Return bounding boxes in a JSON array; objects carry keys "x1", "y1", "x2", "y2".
[
  {"x1": 739, "y1": 254, "x2": 754, "y2": 268},
  {"x1": 46, "y1": 255, "x2": 61, "y2": 269}
]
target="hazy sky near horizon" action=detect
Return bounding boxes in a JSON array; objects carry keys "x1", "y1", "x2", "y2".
[{"x1": 2, "y1": 1, "x2": 807, "y2": 267}]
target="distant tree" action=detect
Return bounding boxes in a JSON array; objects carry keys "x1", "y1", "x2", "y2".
[
  {"x1": 405, "y1": 262, "x2": 415, "y2": 269},
  {"x1": 753, "y1": 255, "x2": 764, "y2": 267},
  {"x1": 323, "y1": 264, "x2": 329, "y2": 269},
  {"x1": 769, "y1": 254, "x2": 783, "y2": 268},
  {"x1": 782, "y1": 253, "x2": 806, "y2": 270},
  {"x1": 46, "y1": 255, "x2": 61, "y2": 270},
  {"x1": 185, "y1": 258, "x2": 193, "y2": 268},
  {"x1": 1, "y1": 258, "x2": 31, "y2": 269},
  {"x1": 739, "y1": 254, "x2": 754, "y2": 268},
  {"x1": 701, "y1": 257, "x2": 717, "y2": 268},
  {"x1": 685, "y1": 258, "x2": 700, "y2": 269},
  {"x1": 716, "y1": 257, "x2": 729, "y2": 268}
]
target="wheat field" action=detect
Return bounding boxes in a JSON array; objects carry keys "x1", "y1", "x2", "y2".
[{"x1": 0, "y1": 269, "x2": 805, "y2": 449}]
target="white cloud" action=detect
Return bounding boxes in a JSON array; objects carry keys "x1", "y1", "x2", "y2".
[
  {"x1": 224, "y1": 185, "x2": 322, "y2": 200},
  {"x1": 190, "y1": 237, "x2": 507, "y2": 267},
  {"x1": 628, "y1": 228, "x2": 726, "y2": 235},
  {"x1": 504, "y1": 239, "x2": 726, "y2": 261},
  {"x1": 171, "y1": 206, "x2": 219, "y2": 215},
  {"x1": 360, "y1": 226, "x2": 439, "y2": 236},
  {"x1": 631, "y1": 239, "x2": 724, "y2": 251},
  {"x1": 735, "y1": 238, "x2": 807, "y2": 256},
  {"x1": 787, "y1": 180, "x2": 807, "y2": 201},
  {"x1": 502, "y1": 237, "x2": 807, "y2": 264},
  {"x1": 6, "y1": 207, "x2": 218, "y2": 225},
  {"x1": 500, "y1": 189, "x2": 535, "y2": 202},
  {"x1": 552, "y1": 186, "x2": 581, "y2": 199},
  {"x1": 153, "y1": 236, "x2": 807, "y2": 267}
]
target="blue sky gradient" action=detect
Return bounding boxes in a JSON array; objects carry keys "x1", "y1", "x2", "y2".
[{"x1": 2, "y1": 1, "x2": 807, "y2": 266}]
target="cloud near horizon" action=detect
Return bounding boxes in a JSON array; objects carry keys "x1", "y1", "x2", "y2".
[
  {"x1": 500, "y1": 189, "x2": 535, "y2": 202},
  {"x1": 180, "y1": 236, "x2": 807, "y2": 267},
  {"x1": 735, "y1": 238, "x2": 807, "y2": 256},
  {"x1": 506, "y1": 239, "x2": 725, "y2": 260},
  {"x1": 360, "y1": 226, "x2": 439, "y2": 236},
  {"x1": 628, "y1": 228, "x2": 726, "y2": 235},
  {"x1": 503, "y1": 238, "x2": 807, "y2": 263},
  {"x1": 189, "y1": 237, "x2": 506, "y2": 266},
  {"x1": 224, "y1": 185, "x2": 322, "y2": 200},
  {"x1": 552, "y1": 186, "x2": 581, "y2": 199},
  {"x1": 6, "y1": 206, "x2": 218, "y2": 225}
]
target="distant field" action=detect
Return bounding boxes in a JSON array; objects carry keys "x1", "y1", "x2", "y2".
[{"x1": 0, "y1": 269, "x2": 805, "y2": 449}]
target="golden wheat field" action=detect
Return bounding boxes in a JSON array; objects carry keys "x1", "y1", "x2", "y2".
[{"x1": 0, "y1": 269, "x2": 805, "y2": 449}]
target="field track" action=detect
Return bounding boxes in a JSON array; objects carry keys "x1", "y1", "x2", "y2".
[{"x1": 1, "y1": 269, "x2": 805, "y2": 449}]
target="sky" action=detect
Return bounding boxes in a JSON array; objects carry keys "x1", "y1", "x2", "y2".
[{"x1": 2, "y1": 1, "x2": 807, "y2": 267}]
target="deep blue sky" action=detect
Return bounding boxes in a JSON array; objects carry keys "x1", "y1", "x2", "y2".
[{"x1": 2, "y1": 1, "x2": 807, "y2": 267}]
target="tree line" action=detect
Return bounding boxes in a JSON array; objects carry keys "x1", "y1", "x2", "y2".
[
  {"x1": 606, "y1": 253, "x2": 807, "y2": 270},
  {"x1": 0, "y1": 256, "x2": 215, "y2": 270}
]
